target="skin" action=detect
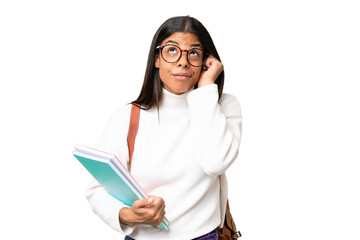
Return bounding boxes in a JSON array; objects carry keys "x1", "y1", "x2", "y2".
[
  {"x1": 119, "y1": 195, "x2": 166, "y2": 227},
  {"x1": 155, "y1": 32, "x2": 224, "y2": 94},
  {"x1": 119, "y1": 32, "x2": 224, "y2": 227}
]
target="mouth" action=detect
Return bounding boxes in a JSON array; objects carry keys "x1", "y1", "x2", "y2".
[{"x1": 171, "y1": 73, "x2": 192, "y2": 81}]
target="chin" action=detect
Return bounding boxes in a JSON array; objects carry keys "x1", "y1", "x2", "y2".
[
  {"x1": 173, "y1": 89, "x2": 188, "y2": 95},
  {"x1": 167, "y1": 86, "x2": 190, "y2": 95}
]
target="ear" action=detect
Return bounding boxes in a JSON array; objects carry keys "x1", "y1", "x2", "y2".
[{"x1": 154, "y1": 54, "x2": 160, "y2": 68}]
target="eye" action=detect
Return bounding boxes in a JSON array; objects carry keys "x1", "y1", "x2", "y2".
[
  {"x1": 189, "y1": 50, "x2": 198, "y2": 57},
  {"x1": 189, "y1": 49, "x2": 203, "y2": 58},
  {"x1": 167, "y1": 47, "x2": 178, "y2": 54}
]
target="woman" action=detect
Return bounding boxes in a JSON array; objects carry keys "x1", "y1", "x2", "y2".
[{"x1": 85, "y1": 16, "x2": 242, "y2": 240}]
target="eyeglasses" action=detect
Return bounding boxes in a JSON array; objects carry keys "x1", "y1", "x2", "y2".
[{"x1": 156, "y1": 45, "x2": 208, "y2": 67}]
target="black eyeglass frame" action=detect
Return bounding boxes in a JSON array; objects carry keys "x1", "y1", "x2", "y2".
[{"x1": 156, "y1": 45, "x2": 209, "y2": 67}]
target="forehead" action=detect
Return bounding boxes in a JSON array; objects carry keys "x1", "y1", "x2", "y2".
[{"x1": 161, "y1": 32, "x2": 202, "y2": 48}]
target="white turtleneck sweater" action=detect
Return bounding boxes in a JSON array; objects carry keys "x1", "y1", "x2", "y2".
[{"x1": 85, "y1": 84, "x2": 242, "y2": 240}]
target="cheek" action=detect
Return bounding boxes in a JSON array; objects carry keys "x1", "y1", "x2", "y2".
[
  {"x1": 192, "y1": 69, "x2": 202, "y2": 83},
  {"x1": 158, "y1": 63, "x2": 171, "y2": 83}
]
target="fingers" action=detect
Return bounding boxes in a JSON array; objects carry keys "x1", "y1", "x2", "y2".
[
  {"x1": 198, "y1": 55, "x2": 224, "y2": 87},
  {"x1": 205, "y1": 55, "x2": 223, "y2": 67},
  {"x1": 152, "y1": 196, "x2": 165, "y2": 210},
  {"x1": 206, "y1": 56, "x2": 223, "y2": 71},
  {"x1": 129, "y1": 196, "x2": 166, "y2": 226},
  {"x1": 155, "y1": 200, "x2": 165, "y2": 217},
  {"x1": 146, "y1": 196, "x2": 166, "y2": 225},
  {"x1": 150, "y1": 199, "x2": 166, "y2": 226},
  {"x1": 159, "y1": 209, "x2": 166, "y2": 225},
  {"x1": 132, "y1": 197, "x2": 153, "y2": 209}
]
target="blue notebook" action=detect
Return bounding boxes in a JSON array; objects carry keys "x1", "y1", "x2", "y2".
[{"x1": 73, "y1": 144, "x2": 169, "y2": 231}]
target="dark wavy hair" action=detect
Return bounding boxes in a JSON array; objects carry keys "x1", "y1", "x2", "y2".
[{"x1": 131, "y1": 16, "x2": 224, "y2": 112}]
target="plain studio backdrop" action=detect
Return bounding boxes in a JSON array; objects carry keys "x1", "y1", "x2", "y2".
[{"x1": 0, "y1": 0, "x2": 359, "y2": 239}]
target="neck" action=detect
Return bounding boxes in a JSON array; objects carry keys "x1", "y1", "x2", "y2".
[{"x1": 159, "y1": 87, "x2": 194, "y2": 112}]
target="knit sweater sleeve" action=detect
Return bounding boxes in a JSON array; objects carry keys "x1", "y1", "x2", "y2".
[
  {"x1": 84, "y1": 105, "x2": 136, "y2": 235},
  {"x1": 187, "y1": 84, "x2": 242, "y2": 176}
]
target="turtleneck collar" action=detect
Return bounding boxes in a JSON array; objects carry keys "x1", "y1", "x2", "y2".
[{"x1": 159, "y1": 86, "x2": 195, "y2": 112}]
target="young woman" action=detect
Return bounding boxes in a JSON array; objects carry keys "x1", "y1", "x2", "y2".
[{"x1": 85, "y1": 16, "x2": 242, "y2": 240}]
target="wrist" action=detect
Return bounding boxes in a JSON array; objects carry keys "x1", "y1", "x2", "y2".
[
  {"x1": 119, "y1": 207, "x2": 136, "y2": 227},
  {"x1": 197, "y1": 80, "x2": 215, "y2": 88}
]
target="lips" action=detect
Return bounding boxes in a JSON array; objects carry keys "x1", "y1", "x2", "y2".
[{"x1": 172, "y1": 73, "x2": 192, "y2": 80}]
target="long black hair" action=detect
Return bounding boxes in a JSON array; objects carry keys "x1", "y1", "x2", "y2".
[{"x1": 131, "y1": 16, "x2": 224, "y2": 112}]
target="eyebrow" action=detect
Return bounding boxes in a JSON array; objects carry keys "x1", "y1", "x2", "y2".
[{"x1": 164, "y1": 40, "x2": 203, "y2": 48}]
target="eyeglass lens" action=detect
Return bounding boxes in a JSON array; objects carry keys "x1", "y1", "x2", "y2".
[{"x1": 161, "y1": 45, "x2": 204, "y2": 67}]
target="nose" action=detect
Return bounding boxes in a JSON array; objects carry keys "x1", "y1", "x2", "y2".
[{"x1": 177, "y1": 51, "x2": 189, "y2": 68}]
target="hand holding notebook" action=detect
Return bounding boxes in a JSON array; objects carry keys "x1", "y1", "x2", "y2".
[
  {"x1": 73, "y1": 144, "x2": 169, "y2": 231},
  {"x1": 119, "y1": 196, "x2": 166, "y2": 227}
]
